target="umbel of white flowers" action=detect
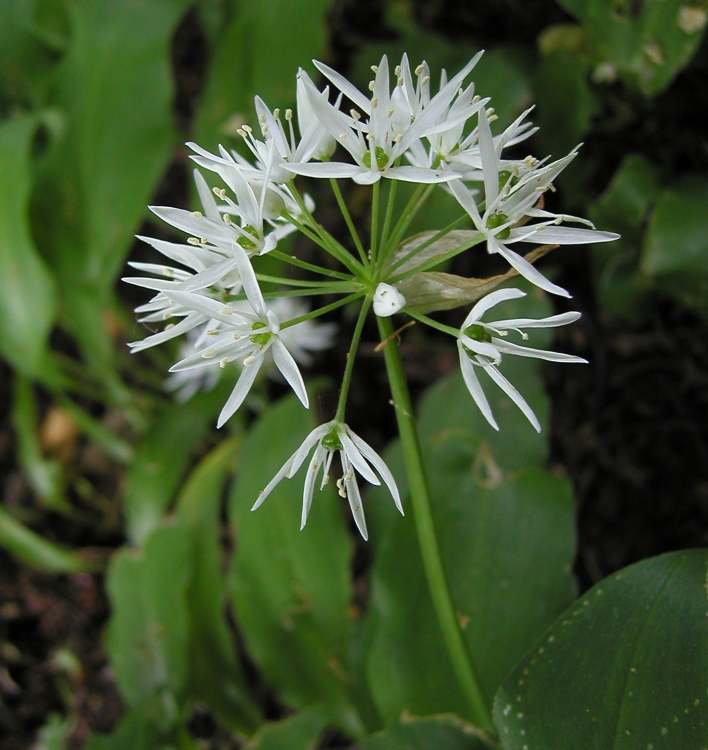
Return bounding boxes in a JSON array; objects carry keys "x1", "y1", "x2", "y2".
[{"x1": 124, "y1": 51, "x2": 618, "y2": 539}]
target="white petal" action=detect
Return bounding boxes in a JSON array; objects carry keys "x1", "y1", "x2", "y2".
[
  {"x1": 128, "y1": 312, "x2": 205, "y2": 352},
  {"x1": 232, "y1": 245, "x2": 266, "y2": 317},
  {"x1": 518, "y1": 226, "x2": 620, "y2": 245},
  {"x1": 448, "y1": 179, "x2": 483, "y2": 228},
  {"x1": 478, "y1": 107, "x2": 499, "y2": 206},
  {"x1": 251, "y1": 455, "x2": 295, "y2": 511},
  {"x1": 458, "y1": 342, "x2": 498, "y2": 431},
  {"x1": 491, "y1": 338, "x2": 588, "y2": 363},
  {"x1": 484, "y1": 365, "x2": 541, "y2": 432},
  {"x1": 287, "y1": 422, "x2": 333, "y2": 478},
  {"x1": 193, "y1": 169, "x2": 221, "y2": 221},
  {"x1": 301, "y1": 445, "x2": 325, "y2": 530},
  {"x1": 462, "y1": 287, "x2": 526, "y2": 327},
  {"x1": 344, "y1": 426, "x2": 403, "y2": 514},
  {"x1": 149, "y1": 205, "x2": 234, "y2": 245},
  {"x1": 494, "y1": 242, "x2": 571, "y2": 299},
  {"x1": 340, "y1": 432, "x2": 380, "y2": 486},
  {"x1": 492, "y1": 311, "x2": 581, "y2": 329},
  {"x1": 217, "y1": 360, "x2": 261, "y2": 428},
  {"x1": 286, "y1": 161, "x2": 362, "y2": 179},
  {"x1": 384, "y1": 165, "x2": 459, "y2": 184},
  {"x1": 272, "y1": 339, "x2": 309, "y2": 408},
  {"x1": 166, "y1": 291, "x2": 252, "y2": 326},
  {"x1": 312, "y1": 59, "x2": 371, "y2": 113},
  {"x1": 342, "y1": 454, "x2": 368, "y2": 541}
]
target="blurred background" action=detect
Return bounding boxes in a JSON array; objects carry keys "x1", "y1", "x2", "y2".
[{"x1": 1, "y1": 0, "x2": 707, "y2": 747}]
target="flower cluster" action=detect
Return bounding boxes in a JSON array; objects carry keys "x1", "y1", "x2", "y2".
[{"x1": 125, "y1": 52, "x2": 618, "y2": 538}]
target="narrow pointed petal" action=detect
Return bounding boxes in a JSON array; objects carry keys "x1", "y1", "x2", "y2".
[
  {"x1": 491, "y1": 338, "x2": 588, "y2": 363},
  {"x1": 128, "y1": 313, "x2": 205, "y2": 352},
  {"x1": 149, "y1": 205, "x2": 234, "y2": 245},
  {"x1": 478, "y1": 107, "x2": 499, "y2": 206},
  {"x1": 217, "y1": 360, "x2": 261, "y2": 428},
  {"x1": 518, "y1": 226, "x2": 620, "y2": 245},
  {"x1": 232, "y1": 245, "x2": 266, "y2": 317},
  {"x1": 448, "y1": 179, "x2": 483, "y2": 228},
  {"x1": 193, "y1": 169, "x2": 221, "y2": 221},
  {"x1": 251, "y1": 454, "x2": 295, "y2": 511},
  {"x1": 492, "y1": 311, "x2": 581, "y2": 329},
  {"x1": 384, "y1": 166, "x2": 458, "y2": 184},
  {"x1": 342, "y1": 455, "x2": 368, "y2": 541},
  {"x1": 340, "y1": 432, "x2": 380, "y2": 486},
  {"x1": 458, "y1": 343, "x2": 498, "y2": 431},
  {"x1": 272, "y1": 339, "x2": 309, "y2": 408},
  {"x1": 287, "y1": 423, "x2": 333, "y2": 479},
  {"x1": 286, "y1": 161, "x2": 362, "y2": 179},
  {"x1": 462, "y1": 287, "x2": 526, "y2": 327},
  {"x1": 312, "y1": 59, "x2": 371, "y2": 113},
  {"x1": 301, "y1": 445, "x2": 325, "y2": 529},
  {"x1": 344, "y1": 427, "x2": 403, "y2": 514},
  {"x1": 484, "y1": 365, "x2": 541, "y2": 432},
  {"x1": 494, "y1": 242, "x2": 571, "y2": 299},
  {"x1": 166, "y1": 291, "x2": 251, "y2": 326}
]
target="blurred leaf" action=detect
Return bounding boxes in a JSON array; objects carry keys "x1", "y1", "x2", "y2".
[
  {"x1": 0, "y1": 1, "x2": 63, "y2": 109},
  {"x1": 0, "y1": 116, "x2": 56, "y2": 377},
  {"x1": 12, "y1": 375, "x2": 65, "y2": 509},
  {"x1": 193, "y1": 0, "x2": 330, "y2": 149},
  {"x1": 360, "y1": 715, "x2": 489, "y2": 749},
  {"x1": 0, "y1": 506, "x2": 94, "y2": 574},
  {"x1": 229, "y1": 395, "x2": 360, "y2": 733},
  {"x1": 533, "y1": 50, "x2": 596, "y2": 154},
  {"x1": 35, "y1": 713, "x2": 72, "y2": 750},
  {"x1": 123, "y1": 385, "x2": 227, "y2": 544},
  {"x1": 641, "y1": 176, "x2": 708, "y2": 314},
  {"x1": 557, "y1": 0, "x2": 707, "y2": 95},
  {"x1": 367, "y1": 293, "x2": 577, "y2": 722},
  {"x1": 33, "y1": 0, "x2": 190, "y2": 371},
  {"x1": 106, "y1": 522, "x2": 191, "y2": 728},
  {"x1": 175, "y1": 437, "x2": 261, "y2": 733},
  {"x1": 493, "y1": 550, "x2": 708, "y2": 749},
  {"x1": 245, "y1": 709, "x2": 326, "y2": 750},
  {"x1": 590, "y1": 154, "x2": 659, "y2": 316},
  {"x1": 84, "y1": 707, "x2": 163, "y2": 750}
]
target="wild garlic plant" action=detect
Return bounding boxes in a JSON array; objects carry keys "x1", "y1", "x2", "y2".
[{"x1": 125, "y1": 52, "x2": 617, "y2": 542}]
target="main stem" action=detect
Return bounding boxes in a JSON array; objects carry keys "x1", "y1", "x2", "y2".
[{"x1": 376, "y1": 316, "x2": 493, "y2": 732}]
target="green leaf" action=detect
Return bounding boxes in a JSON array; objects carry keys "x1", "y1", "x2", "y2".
[
  {"x1": 533, "y1": 50, "x2": 596, "y2": 155},
  {"x1": 360, "y1": 715, "x2": 489, "y2": 749},
  {"x1": 642, "y1": 177, "x2": 708, "y2": 315},
  {"x1": 33, "y1": 0, "x2": 190, "y2": 367},
  {"x1": 228, "y1": 395, "x2": 360, "y2": 733},
  {"x1": 175, "y1": 437, "x2": 261, "y2": 733},
  {"x1": 84, "y1": 707, "x2": 162, "y2": 750},
  {"x1": 193, "y1": 0, "x2": 330, "y2": 150},
  {"x1": 245, "y1": 709, "x2": 326, "y2": 750},
  {"x1": 590, "y1": 154, "x2": 659, "y2": 316},
  {"x1": 494, "y1": 550, "x2": 708, "y2": 750},
  {"x1": 122, "y1": 386, "x2": 226, "y2": 544},
  {"x1": 0, "y1": 505, "x2": 94, "y2": 574},
  {"x1": 366, "y1": 291, "x2": 577, "y2": 721},
  {"x1": 105, "y1": 523, "x2": 191, "y2": 727},
  {"x1": 0, "y1": 116, "x2": 56, "y2": 376},
  {"x1": 557, "y1": 0, "x2": 707, "y2": 95}
]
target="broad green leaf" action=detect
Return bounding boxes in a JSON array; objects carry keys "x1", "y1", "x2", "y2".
[
  {"x1": 175, "y1": 437, "x2": 261, "y2": 733},
  {"x1": 0, "y1": 116, "x2": 56, "y2": 376},
  {"x1": 367, "y1": 291, "x2": 577, "y2": 721},
  {"x1": 106, "y1": 523, "x2": 191, "y2": 727},
  {"x1": 193, "y1": 0, "x2": 330, "y2": 149},
  {"x1": 641, "y1": 177, "x2": 708, "y2": 315},
  {"x1": 33, "y1": 0, "x2": 190, "y2": 368},
  {"x1": 35, "y1": 714, "x2": 72, "y2": 750},
  {"x1": 590, "y1": 154, "x2": 659, "y2": 316},
  {"x1": 229, "y1": 395, "x2": 359, "y2": 732},
  {"x1": 0, "y1": 0, "x2": 62, "y2": 109},
  {"x1": 245, "y1": 709, "x2": 326, "y2": 750},
  {"x1": 494, "y1": 550, "x2": 708, "y2": 750},
  {"x1": 533, "y1": 50, "x2": 595, "y2": 155},
  {"x1": 360, "y1": 716, "x2": 489, "y2": 750},
  {"x1": 557, "y1": 0, "x2": 707, "y2": 95},
  {"x1": 84, "y1": 707, "x2": 163, "y2": 750},
  {"x1": 122, "y1": 385, "x2": 227, "y2": 544}
]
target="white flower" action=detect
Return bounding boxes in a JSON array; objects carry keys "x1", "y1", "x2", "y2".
[
  {"x1": 251, "y1": 420, "x2": 403, "y2": 540},
  {"x1": 166, "y1": 246, "x2": 308, "y2": 427},
  {"x1": 287, "y1": 56, "x2": 482, "y2": 185},
  {"x1": 164, "y1": 327, "x2": 222, "y2": 402},
  {"x1": 457, "y1": 288, "x2": 586, "y2": 432},
  {"x1": 373, "y1": 283, "x2": 406, "y2": 317},
  {"x1": 449, "y1": 108, "x2": 619, "y2": 298}
]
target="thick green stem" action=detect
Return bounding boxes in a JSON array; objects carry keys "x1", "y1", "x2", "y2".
[
  {"x1": 376, "y1": 316, "x2": 493, "y2": 733},
  {"x1": 370, "y1": 181, "x2": 381, "y2": 263}
]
